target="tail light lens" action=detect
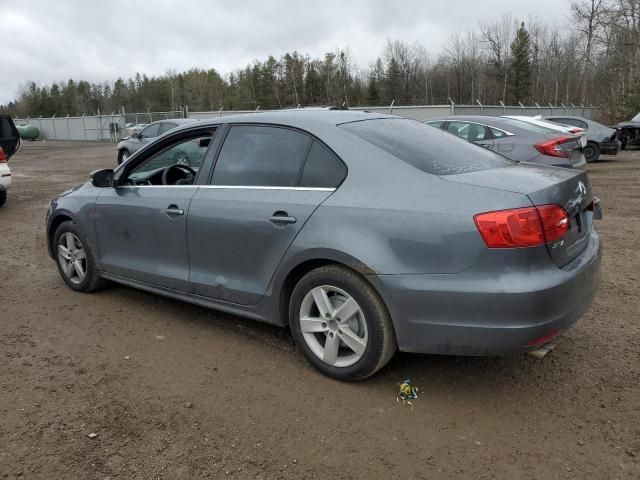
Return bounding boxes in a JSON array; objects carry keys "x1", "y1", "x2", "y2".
[
  {"x1": 0, "y1": 147, "x2": 6, "y2": 163},
  {"x1": 474, "y1": 205, "x2": 569, "y2": 248},
  {"x1": 534, "y1": 136, "x2": 572, "y2": 158},
  {"x1": 568, "y1": 128, "x2": 583, "y2": 134}
]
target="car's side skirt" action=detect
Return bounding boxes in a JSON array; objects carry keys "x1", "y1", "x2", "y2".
[{"x1": 99, "y1": 272, "x2": 279, "y2": 325}]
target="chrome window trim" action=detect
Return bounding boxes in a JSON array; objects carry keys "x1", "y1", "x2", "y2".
[{"x1": 116, "y1": 185, "x2": 336, "y2": 192}]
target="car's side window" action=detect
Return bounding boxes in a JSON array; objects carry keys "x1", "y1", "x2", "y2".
[
  {"x1": 447, "y1": 121, "x2": 469, "y2": 138},
  {"x1": 299, "y1": 141, "x2": 347, "y2": 188},
  {"x1": 128, "y1": 133, "x2": 213, "y2": 179},
  {"x1": 140, "y1": 123, "x2": 160, "y2": 138},
  {"x1": 212, "y1": 126, "x2": 311, "y2": 187},
  {"x1": 489, "y1": 127, "x2": 508, "y2": 139},
  {"x1": 159, "y1": 122, "x2": 177, "y2": 135},
  {"x1": 427, "y1": 121, "x2": 443, "y2": 128},
  {"x1": 554, "y1": 118, "x2": 588, "y2": 130}
]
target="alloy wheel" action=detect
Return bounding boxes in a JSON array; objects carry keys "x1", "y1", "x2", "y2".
[
  {"x1": 57, "y1": 232, "x2": 87, "y2": 285},
  {"x1": 299, "y1": 285, "x2": 368, "y2": 367}
]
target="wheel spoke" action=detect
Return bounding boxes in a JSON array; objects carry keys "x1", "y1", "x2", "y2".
[
  {"x1": 58, "y1": 245, "x2": 71, "y2": 260},
  {"x1": 311, "y1": 287, "x2": 334, "y2": 319},
  {"x1": 73, "y1": 260, "x2": 86, "y2": 281},
  {"x1": 64, "y1": 260, "x2": 74, "y2": 278},
  {"x1": 65, "y1": 232, "x2": 76, "y2": 253},
  {"x1": 323, "y1": 333, "x2": 340, "y2": 365},
  {"x1": 338, "y1": 325, "x2": 367, "y2": 355},
  {"x1": 74, "y1": 248, "x2": 86, "y2": 260},
  {"x1": 334, "y1": 297, "x2": 359, "y2": 323},
  {"x1": 300, "y1": 316, "x2": 327, "y2": 333}
]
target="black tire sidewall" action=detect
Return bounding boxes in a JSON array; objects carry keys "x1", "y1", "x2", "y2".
[
  {"x1": 53, "y1": 221, "x2": 100, "y2": 292},
  {"x1": 0, "y1": 189, "x2": 6, "y2": 207},
  {"x1": 289, "y1": 267, "x2": 389, "y2": 381},
  {"x1": 584, "y1": 142, "x2": 600, "y2": 163}
]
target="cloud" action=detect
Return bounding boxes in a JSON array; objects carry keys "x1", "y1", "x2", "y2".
[{"x1": 0, "y1": 0, "x2": 570, "y2": 105}]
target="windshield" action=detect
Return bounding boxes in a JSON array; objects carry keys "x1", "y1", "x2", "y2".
[{"x1": 339, "y1": 118, "x2": 513, "y2": 175}]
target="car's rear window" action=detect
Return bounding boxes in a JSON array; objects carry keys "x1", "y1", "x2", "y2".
[
  {"x1": 499, "y1": 118, "x2": 558, "y2": 134},
  {"x1": 339, "y1": 118, "x2": 512, "y2": 175}
]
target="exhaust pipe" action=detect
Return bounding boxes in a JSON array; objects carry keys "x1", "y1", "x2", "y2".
[{"x1": 527, "y1": 343, "x2": 556, "y2": 359}]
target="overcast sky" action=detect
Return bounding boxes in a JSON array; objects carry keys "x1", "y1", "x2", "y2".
[{"x1": 0, "y1": 0, "x2": 572, "y2": 105}]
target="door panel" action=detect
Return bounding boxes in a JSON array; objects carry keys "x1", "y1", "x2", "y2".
[
  {"x1": 187, "y1": 188, "x2": 332, "y2": 305},
  {"x1": 95, "y1": 186, "x2": 197, "y2": 290}
]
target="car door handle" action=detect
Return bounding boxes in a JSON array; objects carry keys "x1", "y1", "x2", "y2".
[
  {"x1": 165, "y1": 205, "x2": 184, "y2": 217},
  {"x1": 269, "y1": 211, "x2": 297, "y2": 225}
]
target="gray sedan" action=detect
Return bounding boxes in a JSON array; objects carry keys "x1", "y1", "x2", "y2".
[
  {"x1": 543, "y1": 115, "x2": 621, "y2": 162},
  {"x1": 116, "y1": 118, "x2": 194, "y2": 164},
  {"x1": 46, "y1": 111, "x2": 601, "y2": 380},
  {"x1": 427, "y1": 115, "x2": 587, "y2": 170}
]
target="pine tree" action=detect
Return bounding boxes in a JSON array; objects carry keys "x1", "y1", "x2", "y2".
[{"x1": 509, "y1": 22, "x2": 532, "y2": 104}]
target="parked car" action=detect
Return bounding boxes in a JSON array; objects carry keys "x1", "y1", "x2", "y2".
[
  {"x1": 426, "y1": 115, "x2": 586, "y2": 170},
  {"x1": 0, "y1": 114, "x2": 21, "y2": 207},
  {"x1": 503, "y1": 115, "x2": 588, "y2": 148},
  {"x1": 116, "y1": 119, "x2": 193, "y2": 164},
  {"x1": 46, "y1": 111, "x2": 602, "y2": 381},
  {"x1": 543, "y1": 115, "x2": 621, "y2": 162},
  {"x1": 614, "y1": 112, "x2": 640, "y2": 150}
]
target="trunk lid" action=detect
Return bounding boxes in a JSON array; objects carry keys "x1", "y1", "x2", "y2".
[{"x1": 444, "y1": 164, "x2": 594, "y2": 266}]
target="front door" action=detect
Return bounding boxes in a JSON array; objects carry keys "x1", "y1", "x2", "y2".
[
  {"x1": 188, "y1": 125, "x2": 345, "y2": 305},
  {"x1": 95, "y1": 129, "x2": 215, "y2": 291}
]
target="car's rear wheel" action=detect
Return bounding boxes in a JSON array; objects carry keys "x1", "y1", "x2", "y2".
[
  {"x1": 0, "y1": 189, "x2": 6, "y2": 207},
  {"x1": 54, "y1": 221, "x2": 106, "y2": 292},
  {"x1": 583, "y1": 142, "x2": 600, "y2": 163},
  {"x1": 117, "y1": 149, "x2": 130, "y2": 165},
  {"x1": 289, "y1": 265, "x2": 396, "y2": 381}
]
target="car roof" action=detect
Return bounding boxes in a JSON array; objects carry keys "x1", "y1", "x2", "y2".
[
  {"x1": 171, "y1": 110, "x2": 393, "y2": 133},
  {"x1": 150, "y1": 118, "x2": 194, "y2": 125}
]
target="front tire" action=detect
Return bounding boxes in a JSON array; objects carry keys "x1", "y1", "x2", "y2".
[
  {"x1": 0, "y1": 189, "x2": 6, "y2": 207},
  {"x1": 54, "y1": 221, "x2": 106, "y2": 292},
  {"x1": 584, "y1": 142, "x2": 600, "y2": 163},
  {"x1": 117, "y1": 149, "x2": 130, "y2": 165},
  {"x1": 289, "y1": 265, "x2": 396, "y2": 381}
]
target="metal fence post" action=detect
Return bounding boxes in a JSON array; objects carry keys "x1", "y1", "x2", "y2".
[
  {"x1": 218, "y1": 106, "x2": 223, "y2": 117},
  {"x1": 185, "y1": 104, "x2": 189, "y2": 119},
  {"x1": 518, "y1": 102, "x2": 525, "y2": 115},
  {"x1": 534, "y1": 102, "x2": 541, "y2": 115},
  {"x1": 38, "y1": 116, "x2": 43, "y2": 138},
  {"x1": 389, "y1": 99, "x2": 395, "y2": 115},
  {"x1": 82, "y1": 114, "x2": 87, "y2": 141},
  {"x1": 448, "y1": 97, "x2": 455, "y2": 115},
  {"x1": 476, "y1": 99, "x2": 483, "y2": 115},
  {"x1": 52, "y1": 114, "x2": 57, "y2": 140},
  {"x1": 499, "y1": 100, "x2": 505, "y2": 114},
  {"x1": 66, "y1": 114, "x2": 71, "y2": 140}
]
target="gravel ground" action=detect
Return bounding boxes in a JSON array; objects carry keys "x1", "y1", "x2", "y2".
[{"x1": 0, "y1": 141, "x2": 638, "y2": 479}]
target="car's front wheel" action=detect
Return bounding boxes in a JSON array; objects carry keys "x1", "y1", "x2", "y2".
[
  {"x1": 117, "y1": 149, "x2": 130, "y2": 165},
  {"x1": 289, "y1": 265, "x2": 396, "y2": 381},
  {"x1": 54, "y1": 221, "x2": 106, "y2": 292}
]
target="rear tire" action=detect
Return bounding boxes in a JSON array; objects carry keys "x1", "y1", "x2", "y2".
[
  {"x1": 0, "y1": 189, "x2": 5, "y2": 207},
  {"x1": 584, "y1": 142, "x2": 600, "y2": 163},
  {"x1": 54, "y1": 221, "x2": 106, "y2": 293},
  {"x1": 289, "y1": 265, "x2": 396, "y2": 381}
]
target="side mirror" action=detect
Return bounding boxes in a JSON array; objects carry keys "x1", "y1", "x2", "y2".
[
  {"x1": 90, "y1": 169, "x2": 114, "y2": 188},
  {"x1": 132, "y1": 132, "x2": 140, "y2": 139}
]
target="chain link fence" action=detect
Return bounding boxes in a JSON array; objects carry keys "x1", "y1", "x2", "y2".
[{"x1": 13, "y1": 104, "x2": 597, "y2": 142}]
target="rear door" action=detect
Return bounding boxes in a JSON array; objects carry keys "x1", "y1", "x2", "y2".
[
  {"x1": 0, "y1": 115, "x2": 20, "y2": 159},
  {"x1": 187, "y1": 125, "x2": 344, "y2": 305}
]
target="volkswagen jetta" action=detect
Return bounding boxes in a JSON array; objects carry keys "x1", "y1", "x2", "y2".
[{"x1": 46, "y1": 111, "x2": 602, "y2": 381}]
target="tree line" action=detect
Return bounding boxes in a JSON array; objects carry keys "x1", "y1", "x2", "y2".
[{"x1": 2, "y1": 0, "x2": 639, "y2": 122}]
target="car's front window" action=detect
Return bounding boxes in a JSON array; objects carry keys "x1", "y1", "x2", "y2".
[{"x1": 128, "y1": 134, "x2": 212, "y2": 181}]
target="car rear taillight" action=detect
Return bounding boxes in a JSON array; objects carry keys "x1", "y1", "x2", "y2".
[
  {"x1": 534, "y1": 136, "x2": 572, "y2": 158},
  {"x1": 568, "y1": 128, "x2": 583, "y2": 134},
  {"x1": 474, "y1": 205, "x2": 569, "y2": 248},
  {"x1": 0, "y1": 147, "x2": 6, "y2": 163}
]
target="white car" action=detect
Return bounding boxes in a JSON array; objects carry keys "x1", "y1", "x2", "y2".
[
  {"x1": 504, "y1": 115, "x2": 588, "y2": 148},
  {"x1": 0, "y1": 148, "x2": 12, "y2": 207}
]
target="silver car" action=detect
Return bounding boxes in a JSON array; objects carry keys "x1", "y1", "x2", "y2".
[
  {"x1": 46, "y1": 111, "x2": 602, "y2": 380},
  {"x1": 116, "y1": 119, "x2": 194, "y2": 164},
  {"x1": 427, "y1": 115, "x2": 587, "y2": 170}
]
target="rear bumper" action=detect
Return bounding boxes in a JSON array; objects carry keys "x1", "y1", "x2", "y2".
[
  {"x1": 599, "y1": 139, "x2": 621, "y2": 155},
  {"x1": 369, "y1": 231, "x2": 602, "y2": 356}
]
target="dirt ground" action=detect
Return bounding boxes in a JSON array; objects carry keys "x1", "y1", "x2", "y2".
[{"x1": 0, "y1": 141, "x2": 638, "y2": 480}]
